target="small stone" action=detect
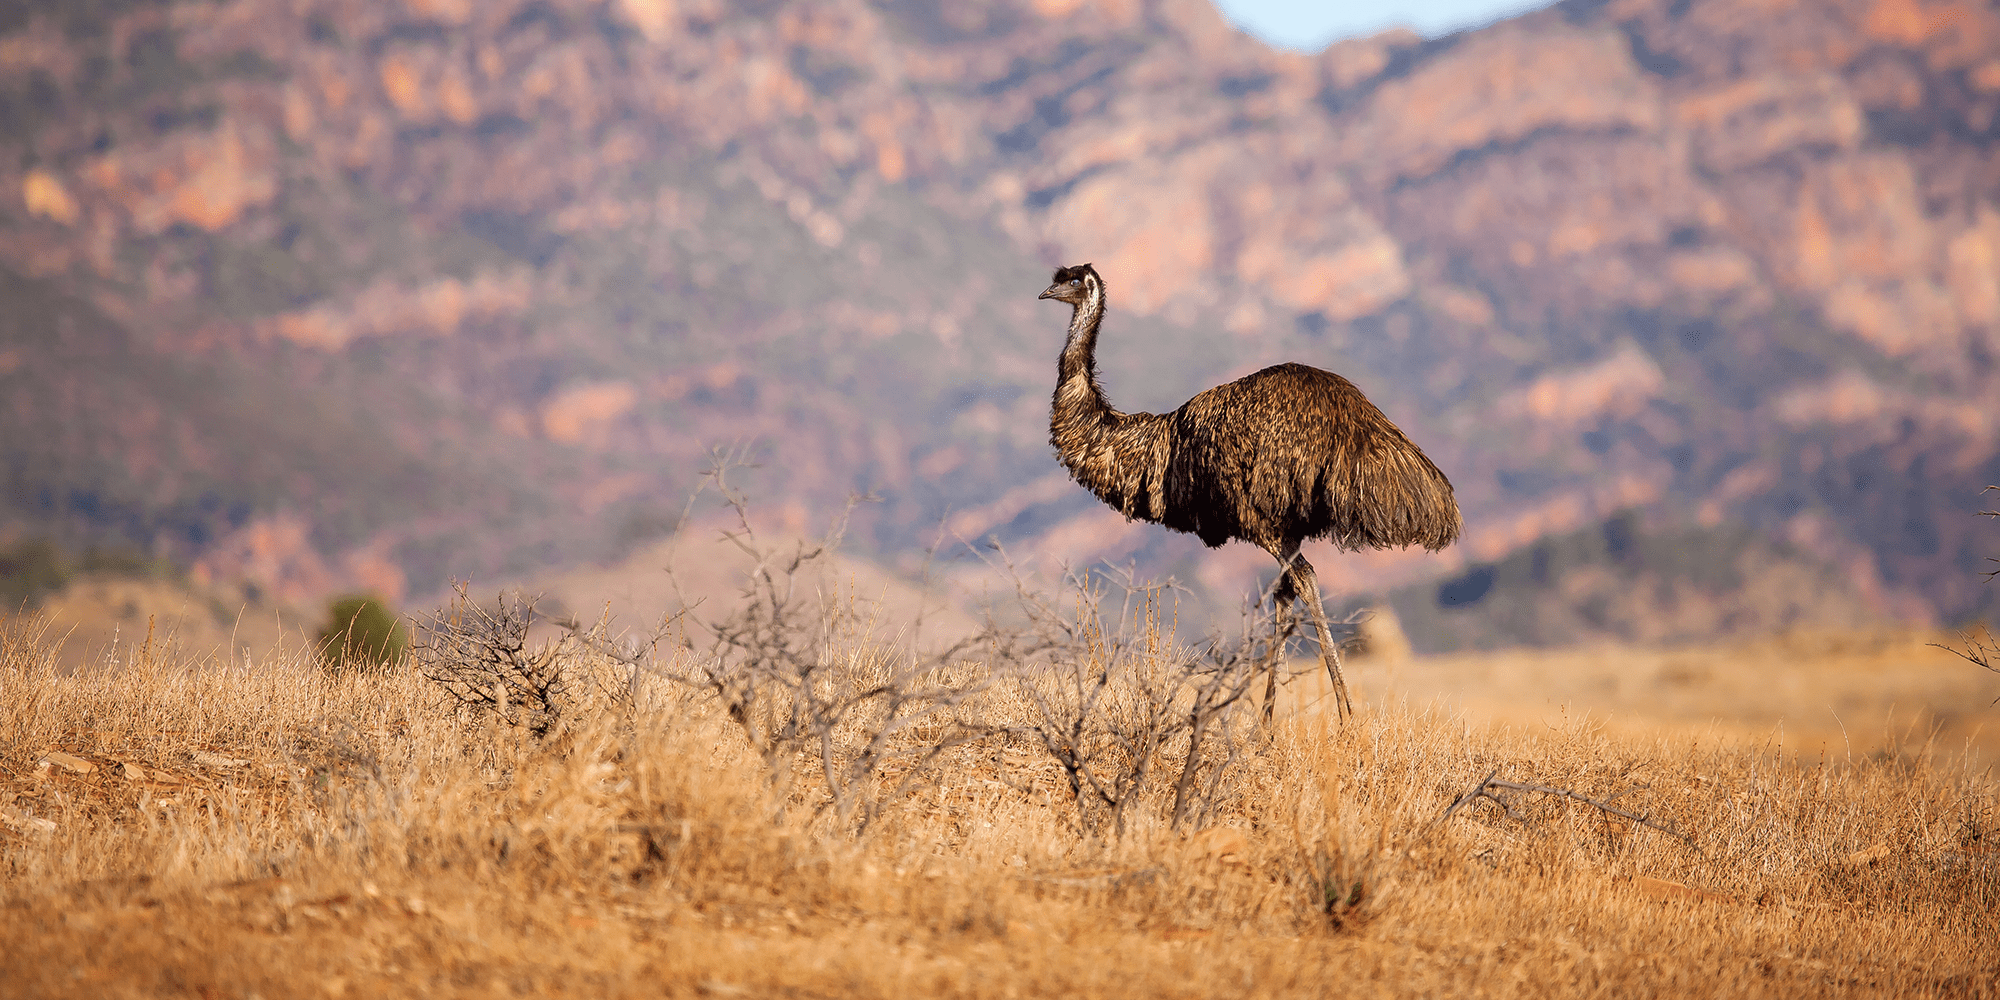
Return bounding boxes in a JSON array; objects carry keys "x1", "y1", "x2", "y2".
[
  {"x1": 1187, "y1": 826, "x2": 1250, "y2": 867},
  {"x1": 41, "y1": 751, "x2": 96, "y2": 775},
  {"x1": 120, "y1": 762, "x2": 148, "y2": 781},
  {"x1": 1628, "y1": 875, "x2": 1734, "y2": 904},
  {"x1": 189, "y1": 751, "x2": 250, "y2": 770},
  {"x1": 1843, "y1": 843, "x2": 1894, "y2": 867},
  {"x1": 0, "y1": 809, "x2": 57, "y2": 836}
]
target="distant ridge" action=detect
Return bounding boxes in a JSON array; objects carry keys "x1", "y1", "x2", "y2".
[{"x1": 1, "y1": 0, "x2": 1995, "y2": 641}]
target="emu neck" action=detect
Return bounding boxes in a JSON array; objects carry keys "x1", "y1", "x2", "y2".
[
  {"x1": 1055, "y1": 293, "x2": 1118, "y2": 427},
  {"x1": 1050, "y1": 287, "x2": 1171, "y2": 525}
]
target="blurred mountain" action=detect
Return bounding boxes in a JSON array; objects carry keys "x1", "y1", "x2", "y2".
[
  {"x1": 2, "y1": 0, "x2": 1996, "y2": 644},
  {"x1": 1375, "y1": 511, "x2": 1886, "y2": 653}
]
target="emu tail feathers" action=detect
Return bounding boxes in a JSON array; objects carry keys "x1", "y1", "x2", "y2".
[{"x1": 1321, "y1": 445, "x2": 1461, "y2": 553}]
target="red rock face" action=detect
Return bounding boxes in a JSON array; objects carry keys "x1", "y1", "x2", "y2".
[{"x1": 0, "y1": 0, "x2": 1995, "y2": 638}]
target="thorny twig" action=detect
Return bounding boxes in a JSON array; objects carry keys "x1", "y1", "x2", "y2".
[
  {"x1": 550, "y1": 605, "x2": 678, "y2": 717},
  {"x1": 1981, "y1": 485, "x2": 2000, "y2": 584},
  {"x1": 1932, "y1": 627, "x2": 2000, "y2": 705},
  {"x1": 1481, "y1": 777, "x2": 1686, "y2": 840},
  {"x1": 1927, "y1": 486, "x2": 1999, "y2": 702},
  {"x1": 1411, "y1": 769, "x2": 1692, "y2": 861}
]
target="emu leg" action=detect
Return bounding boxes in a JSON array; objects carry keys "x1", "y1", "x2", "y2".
[
  {"x1": 1289, "y1": 555, "x2": 1355, "y2": 722},
  {"x1": 1261, "y1": 544, "x2": 1306, "y2": 724},
  {"x1": 1262, "y1": 598, "x2": 1298, "y2": 724}
]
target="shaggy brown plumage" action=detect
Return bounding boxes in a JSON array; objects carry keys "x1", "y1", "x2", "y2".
[{"x1": 1040, "y1": 263, "x2": 1461, "y2": 719}]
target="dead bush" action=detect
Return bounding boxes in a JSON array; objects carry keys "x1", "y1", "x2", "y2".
[
  {"x1": 537, "y1": 452, "x2": 1005, "y2": 834},
  {"x1": 412, "y1": 585, "x2": 632, "y2": 740},
  {"x1": 978, "y1": 551, "x2": 1270, "y2": 839}
]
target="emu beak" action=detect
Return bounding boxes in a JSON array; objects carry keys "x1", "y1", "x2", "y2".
[{"x1": 1038, "y1": 286, "x2": 1059, "y2": 299}]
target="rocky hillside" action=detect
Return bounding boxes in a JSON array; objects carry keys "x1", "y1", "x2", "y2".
[{"x1": 2, "y1": 0, "x2": 1997, "y2": 643}]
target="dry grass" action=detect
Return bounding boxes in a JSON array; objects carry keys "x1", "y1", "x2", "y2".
[
  {"x1": 1352, "y1": 627, "x2": 2000, "y2": 762},
  {"x1": 3, "y1": 606, "x2": 1998, "y2": 999}
]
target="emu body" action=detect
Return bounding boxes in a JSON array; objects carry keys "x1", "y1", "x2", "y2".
[{"x1": 1040, "y1": 263, "x2": 1460, "y2": 719}]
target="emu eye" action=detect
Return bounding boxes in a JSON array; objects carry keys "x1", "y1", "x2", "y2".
[{"x1": 1070, "y1": 279, "x2": 1081, "y2": 286}]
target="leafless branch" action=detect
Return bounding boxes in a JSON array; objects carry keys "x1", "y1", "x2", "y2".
[
  {"x1": 1479, "y1": 777, "x2": 1687, "y2": 841},
  {"x1": 1981, "y1": 484, "x2": 1999, "y2": 584},
  {"x1": 1930, "y1": 486, "x2": 2000, "y2": 701},
  {"x1": 1932, "y1": 627, "x2": 2000, "y2": 704},
  {"x1": 1411, "y1": 768, "x2": 1691, "y2": 861}
]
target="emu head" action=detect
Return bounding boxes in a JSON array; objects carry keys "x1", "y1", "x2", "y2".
[{"x1": 1038, "y1": 263, "x2": 1100, "y2": 305}]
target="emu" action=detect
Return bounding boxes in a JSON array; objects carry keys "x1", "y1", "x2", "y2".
[{"x1": 1039, "y1": 263, "x2": 1460, "y2": 721}]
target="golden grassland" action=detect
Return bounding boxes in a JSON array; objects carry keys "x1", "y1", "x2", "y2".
[
  {"x1": 2, "y1": 610, "x2": 1998, "y2": 999},
  {"x1": 1309, "y1": 624, "x2": 2000, "y2": 764}
]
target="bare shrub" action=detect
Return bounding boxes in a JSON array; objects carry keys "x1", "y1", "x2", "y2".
[
  {"x1": 410, "y1": 452, "x2": 1338, "y2": 843},
  {"x1": 547, "y1": 452, "x2": 1005, "y2": 833},
  {"x1": 981, "y1": 552, "x2": 1268, "y2": 839},
  {"x1": 412, "y1": 585, "x2": 633, "y2": 739},
  {"x1": 660, "y1": 563, "x2": 997, "y2": 832}
]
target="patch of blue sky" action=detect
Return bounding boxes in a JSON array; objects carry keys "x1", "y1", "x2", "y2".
[{"x1": 1212, "y1": 0, "x2": 1558, "y2": 51}]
